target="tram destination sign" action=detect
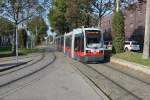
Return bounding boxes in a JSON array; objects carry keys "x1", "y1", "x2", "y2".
[{"x1": 86, "y1": 31, "x2": 101, "y2": 35}]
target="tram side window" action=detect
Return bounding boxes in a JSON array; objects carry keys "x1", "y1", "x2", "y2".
[
  {"x1": 74, "y1": 35, "x2": 84, "y2": 52},
  {"x1": 61, "y1": 37, "x2": 64, "y2": 46},
  {"x1": 74, "y1": 37, "x2": 81, "y2": 51},
  {"x1": 58, "y1": 38, "x2": 60, "y2": 46},
  {"x1": 80, "y1": 36, "x2": 84, "y2": 52},
  {"x1": 65, "y1": 36, "x2": 71, "y2": 49}
]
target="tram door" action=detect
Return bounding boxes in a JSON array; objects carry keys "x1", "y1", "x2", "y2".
[
  {"x1": 65, "y1": 36, "x2": 72, "y2": 57},
  {"x1": 74, "y1": 33, "x2": 84, "y2": 60}
]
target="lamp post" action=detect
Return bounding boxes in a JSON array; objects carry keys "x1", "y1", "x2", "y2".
[{"x1": 15, "y1": 1, "x2": 19, "y2": 63}]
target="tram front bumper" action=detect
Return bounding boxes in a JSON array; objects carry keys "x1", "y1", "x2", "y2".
[{"x1": 82, "y1": 56, "x2": 104, "y2": 62}]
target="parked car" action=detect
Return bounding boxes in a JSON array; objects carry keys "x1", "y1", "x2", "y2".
[
  {"x1": 104, "y1": 41, "x2": 112, "y2": 50},
  {"x1": 124, "y1": 41, "x2": 140, "y2": 52}
]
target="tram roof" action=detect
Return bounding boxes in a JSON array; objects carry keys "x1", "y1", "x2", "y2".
[
  {"x1": 84, "y1": 27, "x2": 101, "y2": 31},
  {"x1": 65, "y1": 27, "x2": 101, "y2": 36}
]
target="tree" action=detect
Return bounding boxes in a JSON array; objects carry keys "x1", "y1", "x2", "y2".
[
  {"x1": 48, "y1": 0, "x2": 70, "y2": 35},
  {"x1": 28, "y1": 17, "x2": 48, "y2": 45},
  {"x1": 0, "y1": 0, "x2": 40, "y2": 59},
  {"x1": 112, "y1": 10, "x2": 125, "y2": 53},
  {"x1": 143, "y1": 0, "x2": 150, "y2": 59},
  {"x1": 18, "y1": 29, "x2": 27, "y2": 48},
  {"x1": 65, "y1": 0, "x2": 82, "y2": 28},
  {"x1": 65, "y1": 0, "x2": 94, "y2": 28},
  {"x1": 92, "y1": 0, "x2": 113, "y2": 27},
  {"x1": 0, "y1": 0, "x2": 3, "y2": 5},
  {"x1": 49, "y1": 0, "x2": 96, "y2": 34},
  {"x1": 0, "y1": 17, "x2": 14, "y2": 35}
]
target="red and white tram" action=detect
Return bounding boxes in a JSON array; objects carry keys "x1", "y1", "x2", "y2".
[
  {"x1": 63, "y1": 27, "x2": 105, "y2": 62},
  {"x1": 54, "y1": 35, "x2": 64, "y2": 51}
]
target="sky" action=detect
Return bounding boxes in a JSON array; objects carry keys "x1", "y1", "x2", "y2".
[
  {"x1": 39, "y1": 0, "x2": 56, "y2": 36},
  {"x1": 43, "y1": 11, "x2": 52, "y2": 36}
]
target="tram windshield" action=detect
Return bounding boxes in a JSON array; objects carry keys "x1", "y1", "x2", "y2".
[{"x1": 85, "y1": 30, "x2": 102, "y2": 48}]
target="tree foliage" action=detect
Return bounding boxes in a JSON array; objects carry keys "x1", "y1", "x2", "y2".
[
  {"x1": 0, "y1": 17, "x2": 14, "y2": 35},
  {"x1": 48, "y1": 0, "x2": 70, "y2": 34},
  {"x1": 28, "y1": 17, "x2": 48, "y2": 45},
  {"x1": 49, "y1": 0, "x2": 98, "y2": 35},
  {"x1": 0, "y1": 0, "x2": 42, "y2": 53},
  {"x1": 112, "y1": 10, "x2": 125, "y2": 53}
]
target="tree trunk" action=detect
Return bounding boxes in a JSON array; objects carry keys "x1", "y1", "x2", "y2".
[
  {"x1": 98, "y1": 17, "x2": 102, "y2": 28},
  {"x1": 143, "y1": 0, "x2": 150, "y2": 59},
  {"x1": 86, "y1": 15, "x2": 90, "y2": 27}
]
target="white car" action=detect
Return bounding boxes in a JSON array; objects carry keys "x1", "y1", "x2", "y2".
[{"x1": 124, "y1": 41, "x2": 140, "y2": 52}]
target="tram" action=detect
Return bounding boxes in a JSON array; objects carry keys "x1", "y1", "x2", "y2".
[
  {"x1": 54, "y1": 35, "x2": 64, "y2": 51},
  {"x1": 55, "y1": 27, "x2": 105, "y2": 62}
]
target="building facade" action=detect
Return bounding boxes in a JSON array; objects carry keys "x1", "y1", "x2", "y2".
[
  {"x1": 101, "y1": 3, "x2": 146, "y2": 44},
  {"x1": 0, "y1": 35, "x2": 12, "y2": 47}
]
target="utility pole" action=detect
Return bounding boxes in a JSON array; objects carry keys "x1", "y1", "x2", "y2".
[
  {"x1": 16, "y1": 24, "x2": 18, "y2": 63},
  {"x1": 143, "y1": 0, "x2": 150, "y2": 59},
  {"x1": 15, "y1": 0, "x2": 19, "y2": 63},
  {"x1": 116, "y1": 0, "x2": 120, "y2": 12}
]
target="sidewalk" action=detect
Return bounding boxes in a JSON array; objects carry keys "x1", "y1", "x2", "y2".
[{"x1": 2, "y1": 52, "x2": 106, "y2": 100}]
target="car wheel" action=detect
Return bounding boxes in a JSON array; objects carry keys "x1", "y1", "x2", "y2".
[{"x1": 125, "y1": 48, "x2": 129, "y2": 52}]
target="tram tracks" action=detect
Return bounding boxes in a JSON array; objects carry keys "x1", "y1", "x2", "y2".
[
  {"x1": 0, "y1": 53, "x2": 44, "y2": 76},
  {"x1": 0, "y1": 53, "x2": 42, "y2": 62},
  {"x1": 72, "y1": 61, "x2": 150, "y2": 100},
  {"x1": 0, "y1": 50, "x2": 56, "y2": 88},
  {"x1": 103, "y1": 63, "x2": 150, "y2": 85}
]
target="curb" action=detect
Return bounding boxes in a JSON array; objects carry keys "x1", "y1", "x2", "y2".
[{"x1": 110, "y1": 57, "x2": 150, "y2": 76}]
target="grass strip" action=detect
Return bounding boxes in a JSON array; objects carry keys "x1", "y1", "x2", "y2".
[{"x1": 113, "y1": 52, "x2": 150, "y2": 67}]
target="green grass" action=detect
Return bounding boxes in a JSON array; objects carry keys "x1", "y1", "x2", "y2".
[
  {"x1": 113, "y1": 52, "x2": 150, "y2": 67},
  {"x1": 0, "y1": 47, "x2": 11, "y2": 52},
  {"x1": 19, "y1": 48, "x2": 40, "y2": 54},
  {"x1": 0, "y1": 48, "x2": 40, "y2": 58}
]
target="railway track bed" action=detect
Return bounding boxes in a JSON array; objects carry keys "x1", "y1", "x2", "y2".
[
  {"x1": 69, "y1": 59, "x2": 150, "y2": 100},
  {"x1": 0, "y1": 50, "x2": 56, "y2": 97}
]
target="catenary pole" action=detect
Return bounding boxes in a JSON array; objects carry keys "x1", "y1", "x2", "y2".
[
  {"x1": 116, "y1": 0, "x2": 120, "y2": 12},
  {"x1": 143, "y1": 0, "x2": 150, "y2": 59}
]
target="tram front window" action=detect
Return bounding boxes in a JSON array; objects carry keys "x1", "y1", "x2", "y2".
[{"x1": 86, "y1": 30, "x2": 102, "y2": 49}]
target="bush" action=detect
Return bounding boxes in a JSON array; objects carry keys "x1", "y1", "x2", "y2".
[{"x1": 112, "y1": 10, "x2": 125, "y2": 53}]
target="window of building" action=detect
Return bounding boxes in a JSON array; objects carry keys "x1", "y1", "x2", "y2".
[
  {"x1": 138, "y1": 21, "x2": 142, "y2": 26},
  {"x1": 130, "y1": 14, "x2": 134, "y2": 17},
  {"x1": 130, "y1": 23, "x2": 134, "y2": 28},
  {"x1": 138, "y1": 11, "x2": 142, "y2": 15}
]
